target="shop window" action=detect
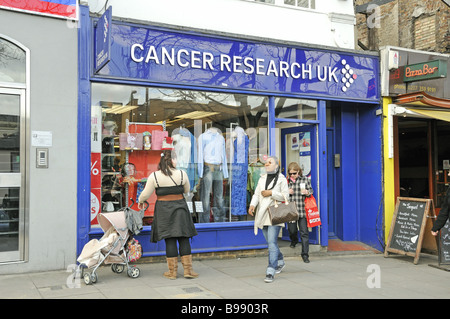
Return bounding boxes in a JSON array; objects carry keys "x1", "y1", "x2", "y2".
[
  {"x1": 91, "y1": 83, "x2": 269, "y2": 225},
  {"x1": 0, "y1": 38, "x2": 26, "y2": 84},
  {"x1": 274, "y1": 97, "x2": 317, "y2": 120}
]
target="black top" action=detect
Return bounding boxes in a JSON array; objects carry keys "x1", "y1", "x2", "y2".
[{"x1": 154, "y1": 171, "x2": 185, "y2": 196}]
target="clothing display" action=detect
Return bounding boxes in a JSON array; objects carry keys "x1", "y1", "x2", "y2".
[
  {"x1": 197, "y1": 127, "x2": 229, "y2": 179},
  {"x1": 104, "y1": 121, "x2": 264, "y2": 225},
  {"x1": 230, "y1": 127, "x2": 249, "y2": 216},
  {"x1": 198, "y1": 127, "x2": 228, "y2": 223},
  {"x1": 200, "y1": 164, "x2": 226, "y2": 222},
  {"x1": 151, "y1": 130, "x2": 168, "y2": 150},
  {"x1": 172, "y1": 127, "x2": 196, "y2": 190}
]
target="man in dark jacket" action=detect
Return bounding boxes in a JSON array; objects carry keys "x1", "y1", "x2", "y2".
[{"x1": 431, "y1": 170, "x2": 450, "y2": 236}]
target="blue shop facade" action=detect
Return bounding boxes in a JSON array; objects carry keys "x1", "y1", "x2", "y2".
[{"x1": 77, "y1": 5, "x2": 383, "y2": 258}]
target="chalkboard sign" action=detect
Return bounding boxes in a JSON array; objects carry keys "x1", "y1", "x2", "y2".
[
  {"x1": 384, "y1": 197, "x2": 434, "y2": 264},
  {"x1": 439, "y1": 219, "x2": 450, "y2": 265}
]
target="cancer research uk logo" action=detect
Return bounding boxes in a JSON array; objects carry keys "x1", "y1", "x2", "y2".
[{"x1": 340, "y1": 59, "x2": 357, "y2": 93}]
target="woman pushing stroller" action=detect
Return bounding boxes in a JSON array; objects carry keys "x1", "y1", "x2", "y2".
[{"x1": 138, "y1": 149, "x2": 198, "y2": 279}]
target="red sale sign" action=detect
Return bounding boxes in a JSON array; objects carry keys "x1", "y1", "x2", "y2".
[
  {"x1": 90, "y1": 152, "x2": 102, "y2": 226},
  {"x1": 90, "y1": 189, "x2": 101, "y2": 225},
  {"x1": 90, "y1": 152, "x2": 101, "y2": 189}
]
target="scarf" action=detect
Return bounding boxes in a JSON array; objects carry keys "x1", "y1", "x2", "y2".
[{"x1": 265, "y1": 166, "x2": 280, "y2": 190}]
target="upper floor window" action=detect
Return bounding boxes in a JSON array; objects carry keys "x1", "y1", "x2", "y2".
[
  {"x1": 284, "y1": 0, "x2": 315, "y2": 8},
  {"x1": 254, "y1": 0, "x2": 315, "y2": 9},
  {"x1": 0, "y1": 38, "x2": 26, "y2": 84}
]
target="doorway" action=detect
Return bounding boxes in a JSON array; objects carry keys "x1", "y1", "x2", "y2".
[
  {"x1": 396, "y1": 117, "x2": 450, "y2": 211},
  {"x1": 280, "y1": 125, "x2": 319, "y2": 244},
  {"x1": 0, "y1": 88, "x2": 26, "y2": 263}
]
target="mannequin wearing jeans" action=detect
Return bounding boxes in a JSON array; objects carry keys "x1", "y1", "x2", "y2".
[
  {"x1": 248, "y1": 156, "x2": 289, "y2": 282},
  {"x1": 198, "y1": 127, "x2": 228, "y2": 222},
  {"x1": 200, "y1": 164, "x2": 226, "y2": 222}
]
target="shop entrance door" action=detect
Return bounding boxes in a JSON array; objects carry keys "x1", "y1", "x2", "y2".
[
  {"x1": 0, "y1": 88, "x2": 26, "y2": 263},
  {"x1": 280, "y1": 125, "x2": 319, "y2": 244}
]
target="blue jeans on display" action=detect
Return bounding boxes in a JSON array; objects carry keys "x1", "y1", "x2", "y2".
[
  {"x1": 262, "y1": 225, "x2": 285, "y2": 276},
  {"x1": 200, "y1": 164, "x2": 225, "y2": 223}
]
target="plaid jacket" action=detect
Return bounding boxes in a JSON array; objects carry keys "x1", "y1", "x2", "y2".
[{"x1": 288, "y1": 176, "x2": 313, "y2": 218}]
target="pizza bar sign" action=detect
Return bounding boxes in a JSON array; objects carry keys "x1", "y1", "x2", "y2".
[{"x1": 403, "y1": 60, "x2": 447, "y2": 82}]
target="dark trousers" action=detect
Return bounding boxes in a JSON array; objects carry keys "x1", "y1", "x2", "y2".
[{"x1": 287, "y1": 217, "x2": 309, "y2": 257}]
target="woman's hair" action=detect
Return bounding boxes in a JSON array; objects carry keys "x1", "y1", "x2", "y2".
[
  {"x1": 266, "y1": 156, "x2": 280, "y2": 167},
  {"x1": 158, "y1": 150, "x2": 176, "y2": 176},
  {"x1": 265, "y1": 156, "x2": 280, "y2": 175},
  {"x1": 287, "y1": 162, "x2": 303, "y2": 176}
]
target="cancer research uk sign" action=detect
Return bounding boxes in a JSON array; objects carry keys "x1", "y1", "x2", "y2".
[{"x1": 95, "y1": 23, "x2": 379, "y2": 102}]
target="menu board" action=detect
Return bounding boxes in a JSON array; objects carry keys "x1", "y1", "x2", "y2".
[
  {"x1": 439, "y1": 219, "x2": 450, "y2": 265},
  {"x1": 385, "y1": 197, "x2": 433, "y2": 264}
]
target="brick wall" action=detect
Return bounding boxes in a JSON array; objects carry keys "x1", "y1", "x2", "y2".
[
  {"x1": 414, "y1": 15, "x2": 436, "y2": 51},
  {"x1": 355, "y1": 0, "x2": 450, "y2": 53}
]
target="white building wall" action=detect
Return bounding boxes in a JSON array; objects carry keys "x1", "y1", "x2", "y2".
[
  {"x1": 0, "y1": 10, "x2": 78, "y2": 274},
  {"x1": 86, "y1": 0, "x2": 356, "y2": 49}
]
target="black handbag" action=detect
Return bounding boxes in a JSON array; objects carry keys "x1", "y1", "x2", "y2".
[{"x1": 268, "y1": 195, "x2": 299, "y2": 225}]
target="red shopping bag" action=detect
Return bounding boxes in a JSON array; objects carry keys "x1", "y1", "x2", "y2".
[{"x1": 305, "y1": 195, "x2": 321, "y2": 227}]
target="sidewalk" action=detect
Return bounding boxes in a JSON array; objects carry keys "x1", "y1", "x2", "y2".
[{"x1": 1, "y1": 240, "x2": 450, "y2": 300}]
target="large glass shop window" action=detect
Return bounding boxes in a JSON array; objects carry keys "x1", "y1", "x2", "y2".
[{"x1": 91, "y1": 83, "x2": 268, "y2": 225}]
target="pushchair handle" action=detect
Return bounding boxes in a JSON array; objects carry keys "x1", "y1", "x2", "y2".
[{"x1": 129, "y1": 198, "x2": 149, "y2": 211}]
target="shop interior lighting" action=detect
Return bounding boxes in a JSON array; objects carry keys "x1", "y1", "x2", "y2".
[
  {"x1": 175, "y1": 111, "x2": 220, "y2": 119},
  {"x1": 102, "y1": 104, "x2": 139, "y2": 114}
]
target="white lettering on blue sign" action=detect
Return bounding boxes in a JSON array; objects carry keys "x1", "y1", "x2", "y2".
[{"x1": 130, "y1": 44, "x2": 339, "y2": 83}]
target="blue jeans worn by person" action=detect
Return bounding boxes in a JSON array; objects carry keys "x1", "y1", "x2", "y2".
[
  {"x1": 200, "y1": 163, "x2": 225, "y2": 223},
  {"x1": 262, "y1": 225, "x2": 285, "y2": 276}
]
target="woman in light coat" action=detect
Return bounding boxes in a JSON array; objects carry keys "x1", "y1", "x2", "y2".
[{"x1": 248, "y1": 156, "x2": 289, "y2": 283}]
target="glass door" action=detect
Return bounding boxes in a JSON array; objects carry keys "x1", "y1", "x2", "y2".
[
  {"x1": 280, "y1": 125, "x2": 319, "y2": 244},
  {"x1": 0, "y1": 88, "x2": 26, "y2": 262}
]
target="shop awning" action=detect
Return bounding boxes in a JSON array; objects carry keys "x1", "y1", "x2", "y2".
[
  {"x1": 392, "y1": 91, "x2": 450, "y2": 109},
  {"x1": 391, "y1": 91, "x2": 450, "y2": 122},
  {"x1": 406, "y1": 108, "x2": 450, "y2": 122}
]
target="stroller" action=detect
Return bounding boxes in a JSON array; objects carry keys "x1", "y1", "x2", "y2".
[{"x1": 77, "y1": 201, "x2": 148, "y2": 285}]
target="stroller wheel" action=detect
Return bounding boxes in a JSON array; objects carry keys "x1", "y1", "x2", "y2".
[
  {"x1": 111, "y1": 264, "x2": 124, "y2": 273},
  {"x1": 83, "y1": 272, "x2": 97, "y2": 285},
  {"x1": 127, "y1": 266, "x2": 140, "y2": 278}
]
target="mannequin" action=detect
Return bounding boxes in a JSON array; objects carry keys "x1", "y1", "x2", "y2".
[
  {"x1": 197, "y1": 127, "x2": 228, "y2": 222},
  {"x1": 172, "y1": 126, "x2": 195, "y2": 189},
  {"x1": 230, "y1": 126, "x2": 249, "y2": 219}
]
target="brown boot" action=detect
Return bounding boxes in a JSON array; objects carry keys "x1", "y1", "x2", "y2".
[
  {"x1": 163, "y1": 257, "x2": 178, "y2": 280},
  {"x1": 180, "y1": 254, "x2": 198, "y2": 279}
]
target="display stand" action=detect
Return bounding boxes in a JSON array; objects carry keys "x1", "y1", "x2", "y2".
[{"x1": 123, "y1": 119, "x2": 165, "y2": 225}]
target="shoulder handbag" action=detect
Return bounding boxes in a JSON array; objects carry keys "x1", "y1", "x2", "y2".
[{"x1": 268, "y1": 194, "x2": 299, "y2": 225}]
